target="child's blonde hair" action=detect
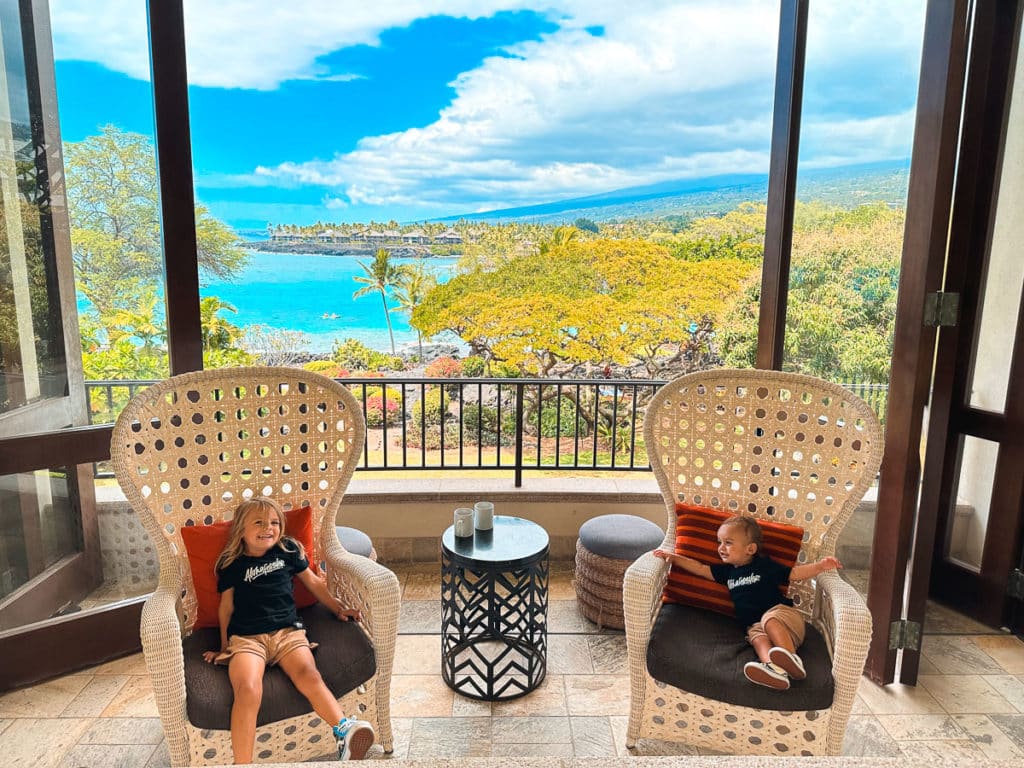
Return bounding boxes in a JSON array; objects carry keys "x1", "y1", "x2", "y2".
[
  {"x1": 721, "y1": 514, "x2": 764, "y2": 554},
  {"x1": 216, "y1": 496, "x2": 304, "y2": 571}
]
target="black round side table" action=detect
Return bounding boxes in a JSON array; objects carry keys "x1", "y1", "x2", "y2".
[{"x1": 440, "y1": 515, "x2": 549, "y2": 701}]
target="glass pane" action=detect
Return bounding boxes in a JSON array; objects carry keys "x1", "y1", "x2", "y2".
[
  {"x1": 944, "y1": 436, "x2": 1000, "y2": 572},
  {"x1": 783, "y1": 0, "x2": 928, "y2": 435},
  {"x1": 48, "y1": 4, "x2": 169, "y2": 423},
  {"x1": 0, "y1": 1, "x2": 70, "y2": 427},
  {"x1": 0, "y1": 467, "x2": 78, "y2": 604},
  {"x1": 967, "y1": 25, "x2": 1024, "y2": 413}
]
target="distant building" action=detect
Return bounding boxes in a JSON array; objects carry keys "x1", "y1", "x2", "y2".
[{"x1": 434, "y1": 228, "x2": 463, "y2": 244}]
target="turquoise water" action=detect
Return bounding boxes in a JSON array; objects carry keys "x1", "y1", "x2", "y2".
[{"x1": 202, "y1": 251, "x2": 461, "y2": 354}]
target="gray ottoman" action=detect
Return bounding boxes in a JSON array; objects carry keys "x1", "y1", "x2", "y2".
[
  {"x1": 574, "y1": 514, "x2": 663, "y2": 629},
  {"x1": 335, "y1": 526, "x2": 377, "y2": 560}
]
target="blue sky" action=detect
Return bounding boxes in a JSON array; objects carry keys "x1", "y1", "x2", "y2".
[{"x1": 50, "y1": 1, "x2": 926, "y2": 231}]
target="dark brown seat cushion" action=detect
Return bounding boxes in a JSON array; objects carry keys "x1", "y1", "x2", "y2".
[
  {"x1": 646, "y1": 602, "x2": 834, "y2": 711},
  {"x1": 183, "y1": 603, "x2": 376, "y2": 730}
]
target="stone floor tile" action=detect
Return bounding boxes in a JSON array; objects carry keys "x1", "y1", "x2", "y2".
[
  {"x1": 921, "y1": 635, "x2": 1006, "y2": 675},
  {"x1": 491, "y1": 715, "x2": 571, "y2": 744},
  {"x1": 0, "y1": 675, "x2": 92, "y2": 718},
  {"x1": 897, "y1": 739, "x2": 987, "y2": 759},
  {"x1": 491, "y1": 742, "x2": 575, "y2": 756},
  {"x1": 918, "y1": 674, "x2": 1016, "y2": 714},
  {"x1": 548, "y1": 601, "x2": 600, "y2": 634},
  {"x1": 491, "y1": 676, "x2": 567, "y2": 717},
  {"x1": 406, "y1": 716, "x2": 490, "y2": 758},
  {"x1": 952, "y1": 714, "x2": 1024, "y2": 759},
  {"x1": 145, "y1": 739, "x2": 170, "y2": 768},
  {"x1": 548, "y1": 572, "x2": 577, "y2": 601},
  {"x1": 57, "y1": 743, "x2": 159, "y2": 768},
  {"x1": 389, "y1": 675, "x2": 454, "y2": 718},
  {"x1": 973, "y1": 635, "x2": 1024, "y2": 674},
  {"x1": 876, "y1": 713, "x2": 967, "y2": 740},
  {"x1": 77, "y1": 716, "x2": 164, "y2": 745},
  {"x1": 588, "y1": 635, "x2": 628, "y2": 675},
  {"x1": 399, "y1": 601, "x2": 441, "y2": 634},
  {"x1": 850, "y1": 693, "x2": 870, "y2": 714},
  {"x1": 0, "y1": 717, "x2": 93, "y2": 768},
  {"x1": 547, "y1": 635, "x2": 594, "y2": 674},
  {"x1": 59, "y1": 675, "x2": 130, "y2": 718},
  {"x1": 403, "y1": 572, "x2": 441, "y2": 601},
  {"x1": 393, "y1": 634, "x2": 442, "y2": 676},
  {"x1": 451, "y1": 696, "x2": 491, "y2": 717},
  {"x1": 924, "y1": 602, "x2": 996, "y2": 635},
  {"x1": 989, "y1": 713, "x2": 1024, "y2": 750},
  {"x1": 99, "y1": 676, "x2": 158, "y2": 718},
  {"x1": 855, "y1": 678, "x2": 945, "y2": 715},
  {"x1": 840, "y1": 715, "x2": 902, "y2": 757},
  {"x1": 384, "y1": 716, "x2": 413, "y2": 760},
  {"x1": 564, "y1": 674, "x2": 630, "y2": 716},
  {"x1": 89, "y1": 653, "x2": 148, "y2": 677},
  {"x1": 569, "y1": 715, "x2": 615, "y2": 757},
  {"x1": 986, "y1": 675, "x2": 1024, "y2": 712},
  {"x1": 0, "y1": 719, "x2": 11, "y2": 736}
]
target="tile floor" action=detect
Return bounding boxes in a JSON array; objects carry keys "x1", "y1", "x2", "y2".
[{"x1": 1, "y1": 564, "x2": 1023, "y2": 767}]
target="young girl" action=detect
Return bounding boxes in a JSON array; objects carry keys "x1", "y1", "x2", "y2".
[{"x1": 202, "y1": 496, "x2": 374, "y2": 762}]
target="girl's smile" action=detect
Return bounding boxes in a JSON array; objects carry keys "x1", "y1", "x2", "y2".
[{"x1": 241, "y1": 511, "x2": 282, "y2": 556}]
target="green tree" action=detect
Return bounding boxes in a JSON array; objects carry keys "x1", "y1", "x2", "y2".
[
  {"x1": 199, "y1": 295, "x2": 243, "y2": 351},
  {"x1": 353, "y1": 248, "x2": 406, "y2": 354},
  {"x1": 64, "y1": 125, "x2": 247, "y2": 316},
  {"x1": 394, "y1": 260, "x2": 437, "y2": 361}
]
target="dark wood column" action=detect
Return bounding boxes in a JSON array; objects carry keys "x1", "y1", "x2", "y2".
[
  {"x1": 147, "y1": 0, "x2": 203, "y2": 374},
  {"x1": 756, "y1": 0, "x2": 807, "y2": 370}
]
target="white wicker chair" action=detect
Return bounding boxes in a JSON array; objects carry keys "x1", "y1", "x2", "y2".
[
  {"x1": 624, "y1": 369, "x2": 883, "y2": 756},
  {"x1": 110, "y1": 367, "x2": 400, "y2": 766}
]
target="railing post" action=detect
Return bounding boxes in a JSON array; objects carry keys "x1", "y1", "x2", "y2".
[{"x1": 514, "y1": 382, "x2": 525, "y2": 487}]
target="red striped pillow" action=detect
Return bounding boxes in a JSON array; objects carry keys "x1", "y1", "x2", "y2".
[{"x1": 661, "y1": 503, "x2": 804, "y2": 617}]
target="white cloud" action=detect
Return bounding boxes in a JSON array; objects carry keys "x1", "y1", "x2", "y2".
[{"x1": 55, "y1": 1, "x2": 926, "y2": 217}]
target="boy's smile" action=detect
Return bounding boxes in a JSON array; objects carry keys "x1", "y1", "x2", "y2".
[
  {"x1": 716, "y1": 522, "x2": 757, "y2": 566},
  {"x1": 242, "y1": 511, "x2": 282, "y2": 556}
]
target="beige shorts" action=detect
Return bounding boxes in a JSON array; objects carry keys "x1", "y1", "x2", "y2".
[
  {"x1": 215, "y1": 627, "x2": 316, "y2": 666},
  {"x1": 746, "y1": 604, "x2": 806, "y2": 648}
]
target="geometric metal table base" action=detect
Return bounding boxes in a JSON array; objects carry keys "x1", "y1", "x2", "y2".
[{"x1": 440, "y1": 518, "x2": 549, "y2": 701}]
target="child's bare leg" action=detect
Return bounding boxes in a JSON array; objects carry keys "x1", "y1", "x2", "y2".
[
  {"x1": 764, "y1": 617, "x2": 796, "y2": 652},
  {"x1": 278, "y1": 646, "x2": 344, "y2": 724},
  {"x1": 750, "y1": 633, "x2": 773, "y2": 664},
  {"x1": 228, "y1": 653, "x2": 266, "y2": 764}
]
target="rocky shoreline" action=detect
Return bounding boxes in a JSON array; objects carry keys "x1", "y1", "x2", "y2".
[{"x1": 243, "y1": 240, "x2": 454, "y2": 259}]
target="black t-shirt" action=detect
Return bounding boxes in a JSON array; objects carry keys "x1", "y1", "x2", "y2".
[
  {"x1": 710, "y1": 555, "x2": 793, "y2": 628},
  {"x1": 217, "y1": 544, "x2": 308, "y2": 637}
]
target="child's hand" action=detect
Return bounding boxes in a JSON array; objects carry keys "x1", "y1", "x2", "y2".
[
  {"x1": 818, "y1": 556, "x2": 842, "y2": 572},
  {"x1": 653, "y1": 548, "x2": 674, "y2": 561},
  {"x1": 202, "y1": 650, "x2": 226, "y2": 664},
  {"x1": 336, "y1": 606, "x2": 361, "y2": 621}
]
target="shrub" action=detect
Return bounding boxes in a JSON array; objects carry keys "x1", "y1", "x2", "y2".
[
  {"x1": 530, "y1": 394, "x2": 582, "y2": 437},
  {"x1": 411, "y1": 387, "x2": 448, "y2": 425},
  {"x1": 461, "y1": 402, "x2": 515, "y2": 446},
  {"x1": 405, "y1": 421, "x2": 462, "y2": 450},
  {"x1": 364, "y1": 395, "x2": 402, "y2": 427},
  {"x1": 425, "y1": 356, "x2": 463, "y2": 378},
  {"x1": 303, "y1": 360, "x2": 348, "y2": 378},
  {"x1": 490, "y1": 361, "x2": 522, "y2": 378},
  {"x1": 461, "y1": 355, "x2": 486, "y2": 378},
  {"x1": 332, "y1": 338, "x2": 404, "y2": 372}
]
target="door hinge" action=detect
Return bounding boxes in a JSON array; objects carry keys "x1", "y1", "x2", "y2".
[
  {"x1": 888, "y1": 619, "x2": 922, "y2": 651},
  {"x1": 924, "y1": 291, "x2": 959, "y2": 327},
  {"x1": 1007, "y1": 569, "x2": 1024, "y2": 601}
]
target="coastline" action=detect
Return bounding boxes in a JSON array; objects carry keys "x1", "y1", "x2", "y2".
[{"x1": 243, "y1": 240, "x2": 455, "y2": 259}]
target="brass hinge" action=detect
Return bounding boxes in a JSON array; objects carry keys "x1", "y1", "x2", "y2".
[
  {"x1": 924, "y1": 291, "x2": 959, "y2": 327},
  {"x1": 888, "y1": 619, "x2": 922, "y2": 651},
  {"x1": 1007, "y1": 569, "x2": 1024, "y2": 600}
]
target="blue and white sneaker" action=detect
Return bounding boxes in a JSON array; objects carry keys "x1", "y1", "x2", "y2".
[{"x1": 334, "y1": 716, "x2": 374, "y2": 760}]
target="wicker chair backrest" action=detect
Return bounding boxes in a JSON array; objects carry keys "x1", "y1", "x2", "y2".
[
  {"x1": 643, "y1": 369, "x2": 883, "y2": 615},
  {"x1": 110, "y1": 366, "x2": 365, "y2": 634}
]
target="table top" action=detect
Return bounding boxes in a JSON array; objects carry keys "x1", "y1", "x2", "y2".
[{"x1": 441, "y1": 515, "x2": 549, "y2": 569}]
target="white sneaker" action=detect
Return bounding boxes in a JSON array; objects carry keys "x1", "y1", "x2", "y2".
[
  {"x1": 334, "y1": 717, "x2": 374, "y2": 760},
  {"x1": 744, "y1": 661, "x2": 790, "y2": 690},
  {"x1": 768, "y1": 646, "x2": 806, "y2": 680}
]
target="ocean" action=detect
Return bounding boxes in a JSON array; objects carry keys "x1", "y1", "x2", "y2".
[{"x1": 202, "y1": 250, "x2": 462, "y2": 354}]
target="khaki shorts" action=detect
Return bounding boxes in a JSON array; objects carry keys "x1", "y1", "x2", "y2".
[
  {"x1": 746, "y1": 604, "x2": 806, "y2": 648},
  {"x1": 215, "y1": 627, "x2": 316, "y2": 666}
]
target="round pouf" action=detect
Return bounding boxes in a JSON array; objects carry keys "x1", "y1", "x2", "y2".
[
  {"x1": 574, "y1": 514, "x2": 663, "y2": 629},
  {"x1": 335, "y1": 526, "x2": 377, "y2": 560}
]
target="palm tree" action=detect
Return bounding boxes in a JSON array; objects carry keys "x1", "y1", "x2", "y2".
[
  {"x1": 199, "y1": 295, "x2": 241, "y2": 350},
  {"x1": 538, "y1": 225, "x2": 579, "y2": 256},
  {"x1": 353, "y1": 248, "x2": 406, "y2": 354},
  {"x1": 106, "y1": 288, "x2": 166, "y2": 355},
  {"x1": 393, "y1": 261, "x2": 437, "y2": 361}
]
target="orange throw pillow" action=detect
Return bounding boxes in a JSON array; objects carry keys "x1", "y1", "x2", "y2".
[
  {"x1": 661, "y1": 503, "x2": 804, "y2": 617},
  {"x1": 181, "y1": 505, "x2": 320, "y2": 629}
]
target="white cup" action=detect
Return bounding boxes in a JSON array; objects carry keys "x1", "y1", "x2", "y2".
[
  {"x1": 453, "y1": 508, "x2": 474, "y2": 538},
  {"x1": 474, "y1": 500, "x2": 494, "y2": 531}
]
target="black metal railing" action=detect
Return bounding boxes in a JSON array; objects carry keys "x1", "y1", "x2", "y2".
[{"x1": 86, "y1": 376, "x2": 888, "y2": 486}]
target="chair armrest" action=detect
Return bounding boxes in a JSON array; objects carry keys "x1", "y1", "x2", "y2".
[
  {"x1": 324, "y1": 550, "x2": 401, "y2": 654},
  {"x1": 816, "y1": 571, "x2": 872, "y2": 751},
  {"x1": 623, "y1": 552, "x2": 669, "y2": 654}
]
